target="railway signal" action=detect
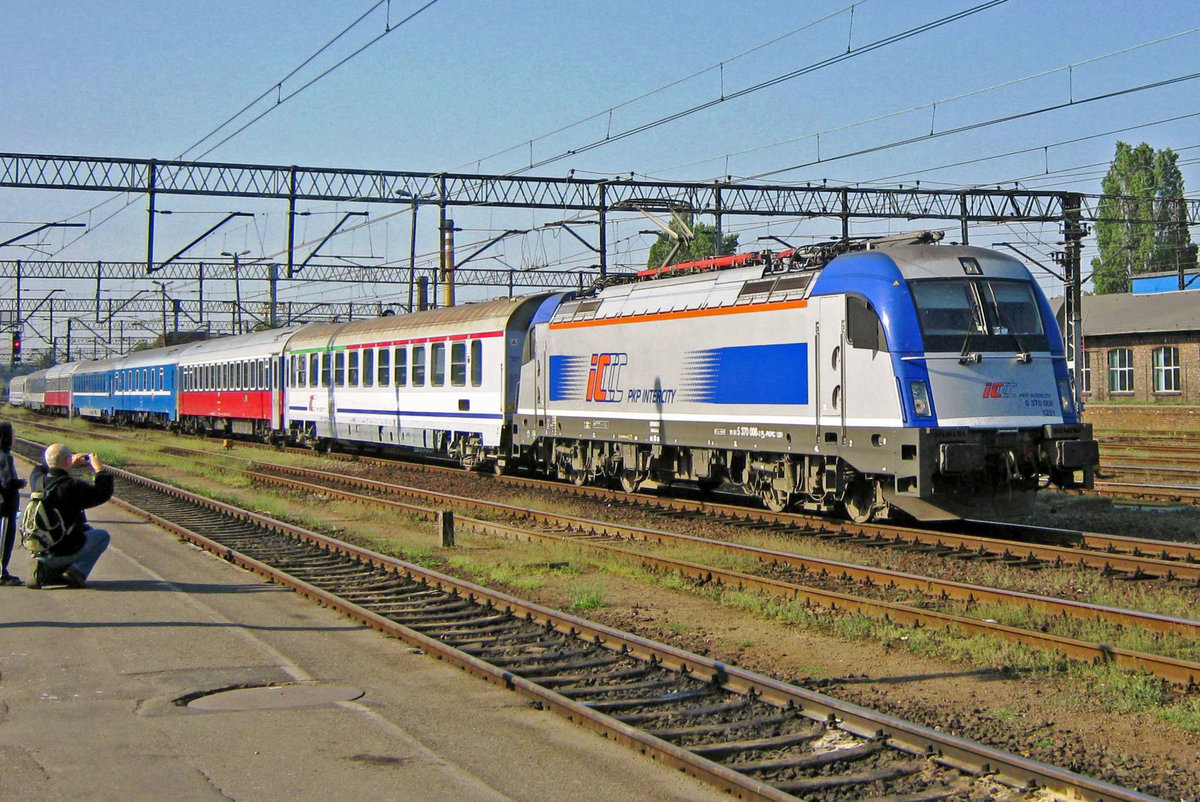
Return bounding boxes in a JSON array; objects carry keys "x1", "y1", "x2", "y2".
[{"x1": 10, "y1": 329, "x2": 21, "y2": 365}]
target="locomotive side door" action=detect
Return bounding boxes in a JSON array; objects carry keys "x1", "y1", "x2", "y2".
[{"x1": 816, "y1": 295, "x2": 847, "y2": 444}]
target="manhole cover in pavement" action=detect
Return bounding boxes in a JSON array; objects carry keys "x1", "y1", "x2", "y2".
[{"x1": 188, "y1": 684, "x2": 364, "y2": 712}]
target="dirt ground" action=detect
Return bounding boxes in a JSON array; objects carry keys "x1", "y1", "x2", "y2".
[{"x1": 472, "y1": 484, "x2": 1200, "y2": 801}]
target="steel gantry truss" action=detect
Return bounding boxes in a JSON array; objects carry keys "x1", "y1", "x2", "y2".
[{"x1": 6, "y1": 150, "x2": 1199, "y2": 392}]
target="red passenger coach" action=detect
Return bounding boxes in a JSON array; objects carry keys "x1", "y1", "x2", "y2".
[{"x1": 175, "y1": 327, "x2": 300, "y2": 441}]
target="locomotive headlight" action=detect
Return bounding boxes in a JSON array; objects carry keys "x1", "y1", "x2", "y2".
[
  {"x1": 1057, "y1": 376, "x2": 1075, "y2": 415},
  {"x1": 910, "y1": 380, "x2": 933, "y2": 417}
]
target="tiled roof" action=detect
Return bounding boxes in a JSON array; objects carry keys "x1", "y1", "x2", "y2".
[{"x1": 1051, "y1": 291, "x2": 1200, "y2": 336}]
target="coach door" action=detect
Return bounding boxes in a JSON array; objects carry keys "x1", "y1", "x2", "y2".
[{"x1": 816, "y1": 295, "x2": 846, "y2": 445}]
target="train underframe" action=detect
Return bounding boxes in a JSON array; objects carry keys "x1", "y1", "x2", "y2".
[{"x1": 516, "y1": 423, "x2": 1098, "y2": 522}]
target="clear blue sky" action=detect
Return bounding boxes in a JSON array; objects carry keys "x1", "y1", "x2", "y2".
[{"x1": 2, "y1": 0, "x2": 1198, "y2": 339}]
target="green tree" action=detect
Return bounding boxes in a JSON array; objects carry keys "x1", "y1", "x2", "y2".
[
  {"x1": 1092, "y1": 141, "x2": 1197, "y2": 294},
  {"x1": 646, "y1": 214, "x2": 739, "y2": 269}
]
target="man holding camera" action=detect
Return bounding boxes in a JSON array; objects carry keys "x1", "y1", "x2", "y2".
[{"x1": 26, "y1": 443, "x2": 114, "y2": 589}]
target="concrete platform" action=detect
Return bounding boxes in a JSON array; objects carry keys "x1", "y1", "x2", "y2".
[{"x1": 0, "y1": 487, "x2": 728, "y2": 801}]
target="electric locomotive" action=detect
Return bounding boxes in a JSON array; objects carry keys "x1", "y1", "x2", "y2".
[{"x1": 513, "y1": 232, "x2": 1097, "y2": 521}]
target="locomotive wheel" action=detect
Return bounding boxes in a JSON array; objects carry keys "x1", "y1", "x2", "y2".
[
  {"x1": 843, "y1": 481, "x2": 877, "y2": 523},
  {"x1": 617, "y1": 471, "x2": 641, "y2": 494},
  {"x1": 762, "y1": 488, "x2": 790, "y2": 513}
]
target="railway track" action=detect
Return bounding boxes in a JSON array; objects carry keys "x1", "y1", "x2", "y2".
[
  {"x1": 248, "y1": 449, "x2": 1200, "y2": 585},
  {"x1": 17, "y1": 427, "x2": 1199, "y2": 685},
  {"x1": 11, "y1": 412, "x2": 1200, "y2": 575},
  {"x1": 241, "y1": 459, "x2": 1200, "y2": 689},
  {"x1": 79, "y1": 461, "x2": 1163, "y2": 801}
]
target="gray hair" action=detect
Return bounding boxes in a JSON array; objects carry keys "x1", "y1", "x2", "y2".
[{"x1": 44, "y1": 443, "x2": 73, "y2": 470}]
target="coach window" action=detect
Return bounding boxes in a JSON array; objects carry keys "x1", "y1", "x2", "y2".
[
  {"x1": 470, "y1": 340, "x2": 483, "y2": 386},
  {"x1": 334, "y1": 351, "x2": 345, "y2": 387},
  {"x1": 1154, "y1": 346, "x2": 1180, "y2": 393},
  {"x1": 307, "y1": 354, "x2": 318, "y2": 388},
  {"x1": 318, "y1": 353, "x2": 329, "y2": 387},
  {"x1": 363, "y1": 348, "x2": 375, "y2": 388},
  {"x1": 431, "y1": 342, "x2": 446, "y2": 386},
  {"x1": 348, "y1": 350, "x2": 360, "y2": 386},
  {"x1": 450, "y1": 342, "x2": 467, "y2": 387},
  {"x1": 395, "y1": 347, "x2": 407, "y2": 387},
  {"x1": 412, "y1": 345, "x2": 426, "y2": 386},
  {"x1": 258, "y1": 360, "x2": 266, "y2": 390},
  {"x1": 378, "y1": 348, "x2": 390, "y2": 387},
  {"x1": 1107, "y1": 348, "x2": 1133, "y2": 393},
  {"x1": 296, "y1": 355, "x2": 307, "y2": 388}
]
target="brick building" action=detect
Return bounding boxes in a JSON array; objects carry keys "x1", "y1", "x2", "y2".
[{"x1": 1054, "y1": 292, "x2": 1200, "y2": 404}]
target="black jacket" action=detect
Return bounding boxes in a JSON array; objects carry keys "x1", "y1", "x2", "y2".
[
  {"x1": 28, "y1": 464, "x2": 114, "y2": 556},
  {"x1": 0, "y1": 422, "x2": 22, "y2": 515}
]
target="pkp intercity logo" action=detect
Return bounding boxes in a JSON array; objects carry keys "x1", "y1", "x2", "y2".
[
  {"x1": 586, "y1": 352, "x2": 627, "y2": 402},
  {"x1": 982, "y1": 381, "x2": 1016, "y2": 399}
]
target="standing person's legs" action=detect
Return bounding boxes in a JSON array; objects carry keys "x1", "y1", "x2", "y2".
[{"x1": 0, "y1": 513, "x2": 20, "y2": 583}]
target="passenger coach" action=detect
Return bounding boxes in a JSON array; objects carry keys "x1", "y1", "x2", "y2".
[
  {"x1": 284, "y1": 293, "x2": 563, "y2": 470},
  {"x1": 177, "y1": 327, "x2": 298, "y2": 440}
]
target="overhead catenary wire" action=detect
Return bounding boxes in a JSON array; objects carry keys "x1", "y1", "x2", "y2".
[
  {"x1": 43, "y1": 0, "x2": 442, "y2": 261},
  {"x1": 505, "y1": 0, "x2": 1010, "y2": 176}
]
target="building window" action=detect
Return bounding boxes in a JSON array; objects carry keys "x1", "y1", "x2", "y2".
[
  {"x1": 1081, "y1": 351, "x2": 1091, "y2": 394},
  {"x1": 1107, "y1": 348, "x2": 1133, "y2": 393},
  {"x1": 1154, "y1": 346, "x2": 1180, "y2": 393}
]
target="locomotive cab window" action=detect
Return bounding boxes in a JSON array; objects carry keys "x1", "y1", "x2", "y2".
[
  {"x1": 846, "y1": 297, "x2": 886, "y2": 351},
  {"x1": 909, "y1": 278, "x2": 1047, "y2": 353}
]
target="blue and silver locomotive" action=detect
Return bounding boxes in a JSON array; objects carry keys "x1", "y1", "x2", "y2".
[{"x1": 513, "y1": 232, "x2": 1097, "y2": 521}]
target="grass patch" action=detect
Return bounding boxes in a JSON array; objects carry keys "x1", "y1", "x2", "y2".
[{"x1": 568, "y1": 586, "x2": 606, "y2": 611}]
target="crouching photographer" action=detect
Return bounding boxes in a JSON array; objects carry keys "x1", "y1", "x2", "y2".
[{"x1": 26, "y1": 443, "x2": 114, "y2": 589}]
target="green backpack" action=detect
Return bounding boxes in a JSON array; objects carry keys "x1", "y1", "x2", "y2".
[{"x1": 20, "y1": 476, "x2": 70, "y2": 556}]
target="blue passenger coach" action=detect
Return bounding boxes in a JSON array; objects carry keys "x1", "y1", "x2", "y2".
[{"x1": 111, "y1": 345, "x2": 188, "y2": 426}]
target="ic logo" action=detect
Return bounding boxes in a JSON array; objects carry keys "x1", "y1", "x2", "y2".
[
  {"x1": 586, "y1": 352, "x2": 627, "y2": 402},
  {"x1": 983, "y1": 382, "x2": 1012, "y2": 398}
]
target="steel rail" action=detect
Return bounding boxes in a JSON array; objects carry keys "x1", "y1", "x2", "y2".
[
  {"x1": 235, "y1": 447, "x2": 1200, "y2": 583},
  {"x1": 15, "y1": 416, "x2": 1200, "y2": 578},
  {"x1": 104, "y1": 465, "x2": 1165, "y2": 802},
  {"x1": 243, "y1": 466, "x2": 1200, "y2": 689}
]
